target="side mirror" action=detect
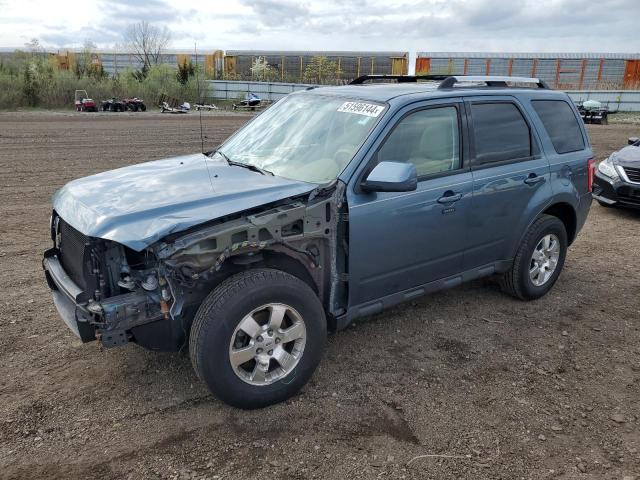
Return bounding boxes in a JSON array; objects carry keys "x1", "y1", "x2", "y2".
[
  {"x1": 361, "y1": 161, "x2": 417, "y2": 193},
  {"x1": 628, "y1": 137, "x2": 639, "y2": 146}
]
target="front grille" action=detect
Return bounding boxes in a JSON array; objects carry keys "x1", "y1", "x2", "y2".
[
  {"x1": 58, "y1": 218, "x2": 89, "y2": 289},
  {"x1": 623, "y1": 166, "x2": 640, "y2": 183}
]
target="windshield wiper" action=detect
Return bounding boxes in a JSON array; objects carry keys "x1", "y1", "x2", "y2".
[
  {"x1": 228, "y1": 159, "x2": 273, "y2": 176},
  {"x1": 210, "y1": 149, "x2": 273, "y2": 176}
]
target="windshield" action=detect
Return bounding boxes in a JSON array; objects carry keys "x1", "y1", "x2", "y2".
[{"x1": 216, "y1": 94, "x2": 386, "y2": 183}]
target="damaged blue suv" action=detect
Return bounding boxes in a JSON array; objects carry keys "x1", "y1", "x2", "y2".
[{"x1": 44, "y1": 75, "x2": 593, "y2": 408}]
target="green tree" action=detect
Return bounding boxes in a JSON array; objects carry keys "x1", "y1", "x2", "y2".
[
  {"x1": 303, "y1": 56, "x2": 342, "y2": 85},
  {"x1": 250, "y1": 56, "x2": 277, "y2": 81},
  {"x1": 177, "y1": 59, "x2": 195, "y2": 85},
  {"x1": 22, "y1": 63, "x2": 38, "y2": 106}
]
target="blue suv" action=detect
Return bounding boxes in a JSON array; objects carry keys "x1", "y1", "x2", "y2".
[{"x1": 43, "y1": 75, "x2": 594, "y2": 408}]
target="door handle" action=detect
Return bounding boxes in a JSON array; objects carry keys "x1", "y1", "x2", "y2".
[
  {"x1": 437, "y1": 192, "x2": 462, "y2": 203},
  {"x1": 524, "y1": 174, "x2": 546, "y2": 186}
]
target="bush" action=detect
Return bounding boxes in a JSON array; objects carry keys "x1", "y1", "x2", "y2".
[{"x1": 0, "y1": 52, "x2": 207, "y2": 110}]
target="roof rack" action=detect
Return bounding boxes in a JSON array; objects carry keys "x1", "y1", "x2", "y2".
[
  {"x1": 349, "y1": 74, "x2": 550, "y2": 89},
  {"x1": 350, "y1": 74, "x2": 449, "y2": 84}
]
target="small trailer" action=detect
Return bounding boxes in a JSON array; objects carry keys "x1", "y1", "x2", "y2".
[
  {"x1": 194, "y1": 103, "x2": 218, "y2": 111},
  {"x1": 577, "y1": 100, "x2": 612, "y2": 125}
]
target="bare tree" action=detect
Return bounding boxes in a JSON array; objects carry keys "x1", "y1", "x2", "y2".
[
  {"x1": 24, "y1": 38, "x2": 44, "y2": 53},
  {"x1": 124, "y1": 21, "x2": 171, "y2": 73}
]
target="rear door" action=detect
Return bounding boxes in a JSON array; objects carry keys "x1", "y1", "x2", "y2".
[
  {"x1": 463, "y1": 96, "x2": 552, "y2": 269},
  {"x1": 530, "y1": 98, "x2": 592, "y2": 197}
]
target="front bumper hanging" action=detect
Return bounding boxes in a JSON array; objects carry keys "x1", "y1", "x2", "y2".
[
  {"x1": 592, "y1": 171, "x2": 640, "y2": 209},
  {"x1": 43, "y1": 248, "x2": 96, "y2": 342}
]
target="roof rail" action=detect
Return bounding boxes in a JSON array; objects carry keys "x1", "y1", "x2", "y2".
[
  {"x1": 349, "y1": 74, "x2": 550, "y2": 89},
  {"x1": 349, "y1": 74, "x2": 449, "y2": 84},
  {"x1": 439, "y1": 75, "x2": 550, "y2": 89}
]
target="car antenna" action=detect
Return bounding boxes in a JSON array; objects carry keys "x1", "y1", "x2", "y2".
[{"x1": 195, "y1": 41, "x2": 205, "y2": 153}]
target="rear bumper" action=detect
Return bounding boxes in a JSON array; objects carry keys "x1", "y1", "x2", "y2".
[
  {"x1": 592, "y1": 171, "x2": 640, "y2": 209},
  {"x1": 43, "y1": 248, "x2": 96, "y2": 342}
]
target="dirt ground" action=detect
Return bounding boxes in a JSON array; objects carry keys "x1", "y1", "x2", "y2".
[{"x1": 0, "y1": 111, "x2": 639, "y2": 480}]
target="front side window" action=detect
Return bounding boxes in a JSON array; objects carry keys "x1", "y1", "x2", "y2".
[
  {"x1": 532, "y1": 100, "x2": 585, "y2": 154},
  {"x1": 471, "y1": 102, "x2": 532, "y2": 164},
  {"x1": 378, "y1": 106, "x2": 461, "y2": 177},
  {"x1": 217, "y1": 94, "x2": 385, "y2": 183}
]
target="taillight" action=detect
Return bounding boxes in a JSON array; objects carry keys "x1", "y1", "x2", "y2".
[{"x1": 587, "y1": 158, "x2": 595, "y2": 192}]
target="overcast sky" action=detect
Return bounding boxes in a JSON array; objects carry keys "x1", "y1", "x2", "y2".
[{"x1": 1, "y1": 0, "x2": 639, "y2": 54}]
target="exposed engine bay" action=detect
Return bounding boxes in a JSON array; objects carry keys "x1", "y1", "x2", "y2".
[{"x1": 46, "y1": 182, "x2": 349, "y2": 350}]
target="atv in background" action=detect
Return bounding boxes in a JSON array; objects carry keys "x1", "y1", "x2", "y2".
[
  {"x1": 101, "y1": 98, "x2": 126, "y2": 112},
  {"x1": 74, "y1": 90, "x2": 97, "y2": 112},
  {"x1": 123, "y1": 97, "x2": 147, "y2": 112}
]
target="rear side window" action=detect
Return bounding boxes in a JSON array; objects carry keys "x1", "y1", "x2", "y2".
[
  {"x1": 470, "y1": 102, "x2": 532, "y2": 164},
  {"x1": 532, "y1": 100, "x2": 585, "y2": 154}
]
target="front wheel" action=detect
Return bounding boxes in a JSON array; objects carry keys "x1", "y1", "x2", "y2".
[
  {"x1": 189, "y1": 269, "x2": 326, "y2": 409},
  {"x1": 500, "y1": 215, "x2": 567, "y2": 300}
]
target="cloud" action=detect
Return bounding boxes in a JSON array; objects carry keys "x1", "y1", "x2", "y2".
[
  {"x1": 99, "y1": 0, "x2": 181, "y2": 21},
  {"x1": 40, "y1": 25, "x2": 121, "y2": 47},
  {"x1": 239, "y1": 0, "x2": 309, "y2": 26},
  {"x1": 1, "y1": 0, "x2": 640, "y2": 52}
]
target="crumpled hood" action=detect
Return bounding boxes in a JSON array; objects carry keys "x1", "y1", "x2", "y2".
[
  {"x1": 612, "y1": 145, "x2": 640, "y2": 167},
  {"x1": 53, "y1": 153, "x2": 316, "y2": 251}
]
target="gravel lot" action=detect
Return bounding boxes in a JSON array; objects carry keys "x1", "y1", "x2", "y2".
[{"x1": 0, "y1": 111, "x2": 639, "y2": 480}]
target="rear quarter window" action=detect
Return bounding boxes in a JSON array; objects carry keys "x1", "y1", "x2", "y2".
[{"x1": 532, "y1": 100, "x2": 585, "y2": 154}]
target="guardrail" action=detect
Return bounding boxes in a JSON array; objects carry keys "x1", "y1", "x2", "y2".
[
  {"x1": 205, "y1": 80, "x2": 318, "y2": 101},
  {"x1": 205, "y1": 80, "x2": 640, "y2": 112},
  {"x1": 566, "y1": 90, "x2": 640, "y2": 112}
]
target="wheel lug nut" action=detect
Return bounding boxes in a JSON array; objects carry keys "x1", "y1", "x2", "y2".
[
  {"x1": 268, "y1": 350, "x2": 273, "y2": 356},
  {"x1": 257, "y1": 335, "x2": 263, "y2": 342},
  {"x1": 256, "y1": 348, "x2": 263, "y2": 354},
  {"x1": 267, "y1": 329, "x2": 273, "y2": 335},
  {"x1": 275, "y1": 338, "x2": 281, "y2": 344}
]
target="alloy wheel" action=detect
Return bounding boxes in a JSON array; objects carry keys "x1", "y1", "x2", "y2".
[
  {"x1": 529, "y1": 233, "x2": 561, "y2": 287},
  {"x1": 228, "y1": 303, "x2": 306, "y2": 386}
]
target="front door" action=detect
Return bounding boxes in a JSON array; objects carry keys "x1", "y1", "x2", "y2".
[{"x1": 347, "y1": 100, "x2": 472, "y2": 307}]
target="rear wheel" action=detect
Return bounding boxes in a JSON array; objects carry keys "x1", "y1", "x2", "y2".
[
  {"x1": 190, "y1": 269, "x2": 326, "y2": 409},
  {"x1": 500, "y1": 215, "x2": 567, "y2": 300},
  {"x1": 139, "y1": 103, "x2": 146, "y2": 112}
]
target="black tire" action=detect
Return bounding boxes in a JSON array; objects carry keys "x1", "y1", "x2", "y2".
[
  {"x1": 139, "y1": 103, "x2": 146, "y2": 112},
  {"x1": 500, "y1": 214, "x2": 567, "y2": 301},
  {"x1": 130, "y1": 104, "x2": 138, "y2": 112},
  {"x1": 190, "y1": 268, "x2": 326, "y2": 409}
]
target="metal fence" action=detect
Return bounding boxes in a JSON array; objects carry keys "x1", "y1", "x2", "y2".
[
  {"x1": 566, "y1": 90, "x2": 640, "y2": 112},
  {"x1": 205, "y1": 80, "x2": 317, "y2": 101}
]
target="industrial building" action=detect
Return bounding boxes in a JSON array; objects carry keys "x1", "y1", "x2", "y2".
[{"x1": 415, "y1": 52, "x2": 640, "y2": 89}]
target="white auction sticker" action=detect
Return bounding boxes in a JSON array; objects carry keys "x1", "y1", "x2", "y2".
[{"x1": 337, "y1": 101, "x2": 384, "y2": 117}]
